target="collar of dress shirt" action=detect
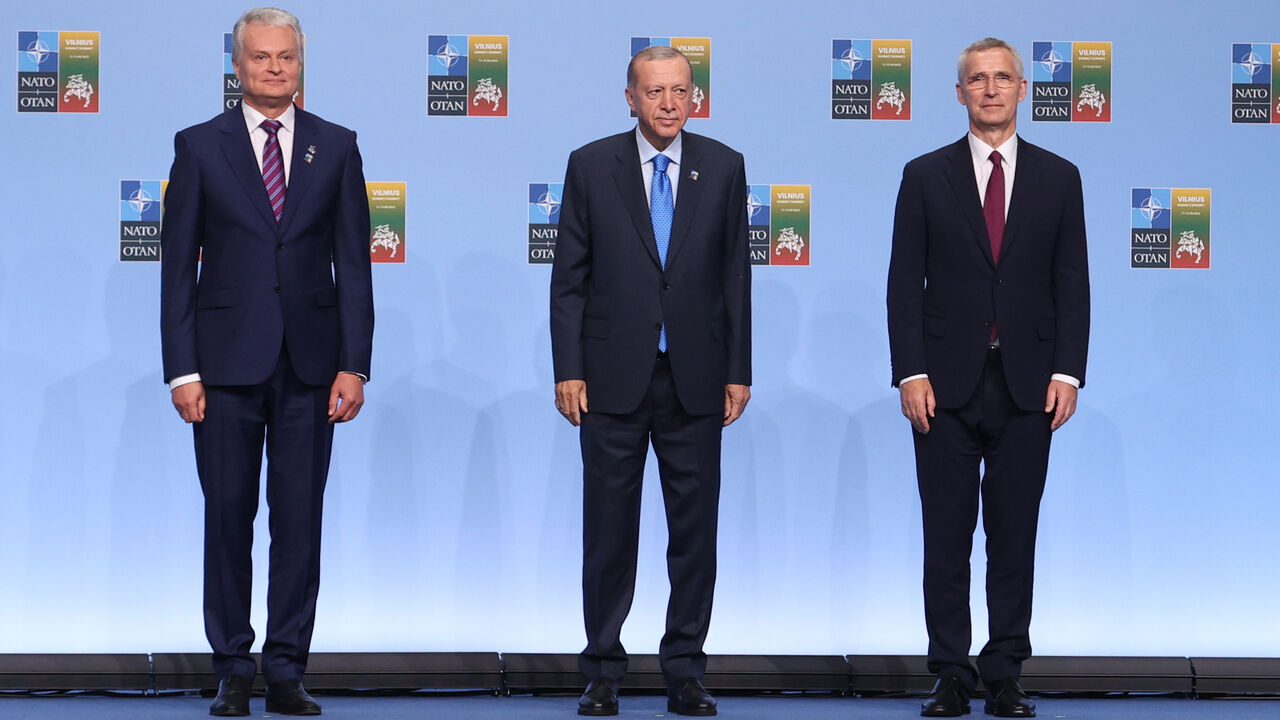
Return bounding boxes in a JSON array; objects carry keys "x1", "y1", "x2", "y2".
[
  {"x1": 241, "y1": 101, "x2": 296, "y2": 135},
  {"x1": 967, "y1": 131, "x2": 1017, "y2": 175},
  {"x1": 635, "y1": 126, "x2": 683, "y2": 169}
]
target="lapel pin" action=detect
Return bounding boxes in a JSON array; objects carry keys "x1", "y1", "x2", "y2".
[
  {"x1": 689, "y1": 170, "x2": 699, "y2": 181},
  {"x1": 304, "y1": 145, "x2": 316, "y2": 163}
]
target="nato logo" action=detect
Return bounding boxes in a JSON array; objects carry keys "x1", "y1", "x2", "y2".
[
  {"x1": 17, "y1": 31, "x2": 59, "y2": 112},
  {"x1": 1231, "y1": 42, "x2": 1273, "y2": 123},
  {"x1": 428, "y1": 34, "x2": 470, "y2": 115},
  {"x1": 528, "y1": 182, "x2": 562, "y2": 264},
  {"x1": 120, "y1": 180, "x2": 164, "y2": 262},
  {"x1": 429, "y1": 35, "x2": 469, "y2": 76},
  {"x1": 1031, "y1": 41, "x2": 1073, "y2": 121},
  {"x1": 1130, "y1": 188, "x2": 1171, "y2": 268},
  {"x1": 747, "y1": 184, "x2": 772, "y2": 265},
  {"x1": 831, "y1": 39, "x2": 872, "y2": 119}
]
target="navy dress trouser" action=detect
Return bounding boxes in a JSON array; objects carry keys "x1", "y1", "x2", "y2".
[
  {"x1": 194, "y1": 343, "x2": 334, "y2": 684},
  {"x1": 578, "y1": 355, "x2": 724, "y2": 687}
]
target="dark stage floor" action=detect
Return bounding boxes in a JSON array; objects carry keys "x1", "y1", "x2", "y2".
[{"x1": 2, "y1": 693, "x2": 1280, "y2": 719}]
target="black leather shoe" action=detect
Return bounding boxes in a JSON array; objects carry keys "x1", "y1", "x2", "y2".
[
  {"x1": 983, "y1": 678, "x2": 1035, "y2": 717},
  {"x1": 921, "y1": 674, "x2": 971, "y2": 717},
  {"x1": 667, "y1": 677, "x2": 717, "y2": 716},
  {"x1": 265, "y1": 679, "x2": 322, "y2": 716},
  {"x1": 209, "y1": 675, "x2": 251, "y2": 717},
  {"x1": 577, "y1": 678, "x2": 618, "y2": 716}
]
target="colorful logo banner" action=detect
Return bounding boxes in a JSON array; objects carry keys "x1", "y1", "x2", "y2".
[
  {"x1": 748, "y1": 184, "x2": 811, "y2": 266},
  {"x1": 18, "y1": 31, "x2": 99, "y2": 113},
  {"x1": 528, "y1": 182, "x2": 562, "y2": 264},
  {"x1": 1131, "y1": 188, "x2": 1211, "y2": 269},
  {"x1": 1231, "y1": 42, "x2": 1278, "y2": 123},
  {"x1": 831, "y1": 39, "x2": 912, "y2": 120},
  {"x1": 428, "y1": 35, "x2": 508, "y2": 116},
  {"x1": 368, "y1": 182, "x2": 407, "y2": 263},
  {"x1": 120, "y1": 180, "x2": 165, "y2": 262},
  {"x1": 1032, "y1": 41, "x2": 1111, "y2": 122},
  {"x1": 631, "y1": 37, "x2": 711, "y2": 118}
]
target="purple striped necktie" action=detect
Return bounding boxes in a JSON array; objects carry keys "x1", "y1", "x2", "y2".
[{"x1": 261, "y1": 119, "x2": 286, "y2": 223}]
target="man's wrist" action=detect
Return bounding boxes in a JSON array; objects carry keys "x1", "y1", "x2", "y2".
[
  {"x1": 1050, "y1": 373, "x2": 1080, "y2": 388},
  {"x1": 169, "y1": 373, "x2": 201, "y2": 391}
]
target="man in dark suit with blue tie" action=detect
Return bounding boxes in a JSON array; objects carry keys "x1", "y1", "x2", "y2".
[
  {"x1": 550, "y1": 45, "x2": 751, "y2": 718},
  {"x1": 887, "y1": 38, "x2": 1089, "y2": 718},
  {"x1": 160, "y1": 7, "x2": 373, "y2": 716}
]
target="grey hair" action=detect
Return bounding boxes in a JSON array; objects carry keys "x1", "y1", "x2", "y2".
[
  {"x1": 627, "y1": 45, "x2": 693, "y2": 88},
  {"x1": 957, "y1": 37, "x2": 1023, "y2": 81},
  {"x1": 231, "y1": 7, "x2": 303, "y2": 63}
]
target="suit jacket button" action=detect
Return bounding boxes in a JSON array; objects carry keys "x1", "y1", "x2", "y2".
[
  {"x1": 274, "y1": 286, "x2": 281, "y2": 293},
  {"x1": 654, "y1": 323, "x2": 662, "y2": 330},
  {"x1": 277, "y1": 242, "x2": 285, "y2": 249},
  {"x1": 663, "y1": 283, "x2": 671, "y2": 290},
  {"x1": 984, "y1": 320, "x2": 992, "y2": 327}
]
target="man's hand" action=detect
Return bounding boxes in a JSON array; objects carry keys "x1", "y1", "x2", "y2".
[
  {"x1": 171, "y1": 382, "x2": 206, "y2": 423},
  {"x1": 555, "y1": 380, "x2": 588, "y2": 426},
  {"x1": 724, "y1": 384, "x2": 751, "y2": 426},
  {"x1": 1045, "y1": 379, "x2": 1078, "y2": 431},
  {"x1": 328, "y1": 373, "x2": 365, "y2": 423},
  {"x1": 899, "y1": 377, "x2": 935, "y2": 434}
]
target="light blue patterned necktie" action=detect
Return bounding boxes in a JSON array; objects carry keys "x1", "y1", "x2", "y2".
[{"x1": 650, "y1": 153, "x2": 673, "y2": 352}]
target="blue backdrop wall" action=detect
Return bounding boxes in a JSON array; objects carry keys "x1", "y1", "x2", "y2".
[{"x1": 2, "y1": 0, "x2": 1278, "y2": 659}]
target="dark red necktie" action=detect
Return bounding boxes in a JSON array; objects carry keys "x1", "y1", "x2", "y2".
[
  {"x1": 983, "y1": 150, "x2": 1004, "y2": 341},
  {"x1": 983, "y1": 150, "x2": 1004, "y2": 263}
]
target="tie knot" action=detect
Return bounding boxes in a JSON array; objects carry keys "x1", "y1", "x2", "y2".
[
  {"x1": 261, "y1": 119, "x2": 282, "y2": 136},
  {"x1": 653, "y1": 153, "x2": 671, "y2": 173},
  {"x1": 989, "y1": 150, "x2": 1003, "y2": 166}
]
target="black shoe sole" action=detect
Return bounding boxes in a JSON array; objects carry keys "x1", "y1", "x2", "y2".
[
  {"x1": 984, "y1": 704, "x2": 1034, "y2": 718},
  {"x1": 667, "y1": 700, "x2": 717, "y2": 716},
  {"x1": 577, "y1": 707, "x2": 618, "y2": 717},
  {"x1": 921, "y1": 708, "x2": 970, "y2": 717},
  {"x1": 264, "y1": 703, "x2": 321, "y2": 716}
]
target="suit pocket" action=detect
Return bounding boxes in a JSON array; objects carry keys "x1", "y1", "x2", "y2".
[
  {"x1": 314, "y1": 287, "x2": 338, "y2": 307},
  {"x1": 197, "y1": 288, "x2": 240, "y2": 308},
  {"x1": 583, "y1": 316, "x2": 609, "y2": 339},
  {"x1": 1038, "y1": 319, "x2": 1056, "y2": 340},
  {"x1": 924, "y1": 315, "x2": 945, "y2": 338}
]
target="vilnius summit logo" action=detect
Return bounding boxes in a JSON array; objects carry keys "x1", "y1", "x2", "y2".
[
  {"x1": 831, "y1": 39, "x2": 912, "y2": 120},
  {"x1": 1031, "y1": 41, "x2": 1111, "y2": 122},
  {"x1": 428, "y1": 35, "x2": 508, "y2": 116},
  {"x1": 18, "y1": 31, "x2": 99, "y2": 113}
]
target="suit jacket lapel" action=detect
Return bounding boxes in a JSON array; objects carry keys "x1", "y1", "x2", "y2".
[
  {"x1": 1000, "y1": 136, "x2": 1036, "y2": 263},
  {"x1": 277, "y1": 107, "x2": 317, "y2": 238},
  {"x1": 942, "y1": 136, "x2": 996, "y2": 267},
  {"x1": 216, "y1": 106, "x2": 279, "y2": 231},
  {"x1": 664, "y1": 132, "x2": 702, "y2": 269},
  {"x1": 612, "y1": 134, "x2": 662, "y2": 267}
]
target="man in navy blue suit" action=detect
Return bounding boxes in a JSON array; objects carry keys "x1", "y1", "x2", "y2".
[
  {"x1": 160, "y1": 7, "x2": 373, "y2": 716},
  {"x1": 550, "y1": 46, "x2": 751, "y2": 718},
  {"x1": 888, "y1": 38, "x2": 1089, "y2": 719}
]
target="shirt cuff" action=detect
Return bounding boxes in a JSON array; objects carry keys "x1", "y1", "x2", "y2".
[
  {"x1": 898, "y1": 374, "x2": 929, "y2": 387},
  {"x1": 168, "y1": 373, "x2": 201, "y2": 391},
  {"x1": 341, "y1": 371, "x2": 368, "y2": 383},
  {"x1": 1050, "y1": 373, "x2": 1080, "y2": 388}
]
